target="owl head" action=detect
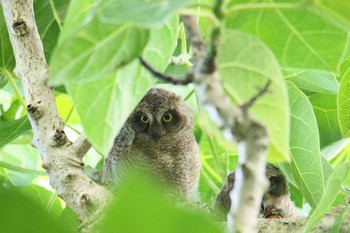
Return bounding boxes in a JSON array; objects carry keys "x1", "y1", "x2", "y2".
[{"x1": 128, "y1": 88, "x2": 194, "y2": 141}]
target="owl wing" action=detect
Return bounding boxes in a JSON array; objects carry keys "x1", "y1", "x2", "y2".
[{"x1": 101, "y1": 122, "x2": 135, "y2": 188}]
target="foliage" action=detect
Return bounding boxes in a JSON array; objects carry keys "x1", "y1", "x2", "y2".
[{"x1": 1, "y1": 0, "x2": 350, "y2": 231}]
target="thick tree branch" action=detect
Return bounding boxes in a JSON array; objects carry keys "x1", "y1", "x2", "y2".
[{"x1": 0, "y1": 1, "x2": 112, "y2": 232}]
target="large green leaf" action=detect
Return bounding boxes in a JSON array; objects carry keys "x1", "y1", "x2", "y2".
[
  {"x1": 338, "y1": 67, "x2": 350, "y2": 137},
  {"x1": 99, "y1": 171, "x2": 221, "y2": 233},
  {"x1": 284, "y1": 68, "x2": 339, "y2": 94},
  {"x1": 49, "y1": 0, "x2": 149, "y2": 85},
  {"x1": 309, "y1": 94, "x2": 342, "y2": 148},
  {"x1": 304, "y1": 162, "x2": 349, "y2": 233},
  {"x1": 66, "y1": 17, "x2": 178, "y2": 155},
  {"x1": 0, "y1": 116, "x2": 32, "y2": 147},
  {"x1": 19, "y1": 185, "x2": 64, "y2": 219},
  {"x1": 218, "y1": 29, "x2": 289, "y2": 162},
  {"x1": 0, "y1": 186, "x2": 66, "y2": 233},
  {"x1": 312, "y1": 0, "x2": 350, "y2": 31},
  {"x1": 98, "y1": 0, "x2": 192, "y2": 28},
  {"x1": 281, "y1": 82, "x2": 324, "y2": 208},
  {"x1": 226, "y1": 1, "x2": 349, "y2": 72}
]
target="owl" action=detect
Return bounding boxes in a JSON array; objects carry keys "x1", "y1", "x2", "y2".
[
  {"x1": 101, "y1": 88, "x2": 201, "y2": 202},
  {"x1": 213, "y1": 163, "x2": 296, "y2": 219}
]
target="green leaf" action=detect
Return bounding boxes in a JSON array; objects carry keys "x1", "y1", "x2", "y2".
[
  {"x1": 338, "y1": 67, "x2": 350, "y2": 137},
  {"x1": 226, "y1": 2, "x2": 349, "y2": 72},
  {"x1": 309, "y1": 94, "x2": 342, "y2": 148},
  {"x1": 34, "y1": 0, "x2": 70, "y2": 62},
  {"x1": 313, "y1": 0, "x2": 350, "y2": 31},
  {"x1": 0, "y1": 116, "x2": 32, "y2": 147},
  {"x1": 55, "y1": 93, "x2": 80, "y2": 124},
  {"x1": 57, "y1": 206, "x2": 79, "y2": 231},
  {"x1": 304, "y1": 162, "x2": 349, "y2": 233},
  {"x1": 321, "y1": 156, "x2": 333, "y2": 184},
  {"x1": 98, "y1": 0, "x2": 192, "y2": 28},
  {"x1": 197, "y1": 110, "x2": 237, "y2": 154},
  {"x1": 99, "y1": 171, "x2": 221, "y2": 233},
  {"x1": 0, "y1": 187, "x2": 66, "y2": 233},
  {"x1": 284, "y1": 68, "x2": 339, "y2": 94},
  {"x1": 0, "y1": 6, "x2": 15, "y2": 70},
  {"x1": 66, "y1": 17, "x2": 178, "y2": 155},
  {"x1": 218, "y1": 29, "x2": 290, "y2": 162},
  {"x1": 0, "y1": 73, "x2": 7, "y2": 89},
  {"x1": 19, "y1": 185, "x2": 64, "y2": 219},
  {"x1": 322, "y1": 138, "x2": 350, "y2": 161},
  {"x1": 49, "y1": 0, "x2": 150, "y2": 85},
  {"x1": 281, "y1": 82, "x2": 324, "y2": 208},
  {"x1": 0, "y1": 144, "x2": 42, "y2": 186}
]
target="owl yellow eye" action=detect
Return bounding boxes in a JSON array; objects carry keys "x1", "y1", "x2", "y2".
[
  {"x1": 162, "y1": 113, "x2": 173, "y2": 123},
  {"x1": 140, "y1": 115, "x2": 150, "y2": 124}
]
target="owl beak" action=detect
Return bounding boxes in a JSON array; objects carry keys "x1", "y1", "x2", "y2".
[
  {"x1": 150, "y1": 126, "x2": 162, "y2": 140},
  {"x1": 151, "y1": 131, "x2": 161, "y2": 140}
]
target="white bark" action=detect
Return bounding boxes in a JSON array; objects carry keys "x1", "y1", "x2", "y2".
[
  {"x1": 0, "y1": 1, "x2": 112, "y2": 231},
  {"x1": 181, "y1": 15, "x2": 269, "y2": 233}
]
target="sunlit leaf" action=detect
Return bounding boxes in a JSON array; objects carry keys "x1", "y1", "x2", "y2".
[
  {"x1": 98, "y1": 0, "x2": 192, "y2": 28},
  {"x1": 19, "y1": 185, "x2": 63, "y2": 219},
  {"x1": 309, "y1": 93, "x2": 342, "y2": 148},
  {"x1": 55, "y1": 93, "x2": 80, "y2": 124},
  {"x1": 99, "y1": 171, "x2": 221, "y2": 233},
  {"x1": 313, "y1": 0, "x2": 350, "y2": 31},
  {"x1": 218, "y1": 29, "x2": 290, "y2": 162},
  {"x1": 0, "y1": 144, "x2": 42, "y2": 186},
  {"x1": 338, "y1": 67, "x2": 350, "y2": 137},
  {"x1": 49, "y1": 0, "x2": 149, "y2": 85},
  {"x1": 284, "y1": 68, "x2": 339, "y2": 94},
  {"x1": 281, "y1": 82, "x2": 324, "y2": 208},
  {"x1": 66, "y1": 17, "x2": 178, "y2": 155},
  {"x1": 226, "y1": 2, "x2": 349, "y2": 72},
  {"x1": 322, "y1": 138, "x2": 350, "y2": 161},
  {"x1": 0, "y1": 187, "x2": 66, "y2": 233}
]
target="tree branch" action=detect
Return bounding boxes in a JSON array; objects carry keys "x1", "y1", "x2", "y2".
[
  {"x1": 0, "y1": 1, "x2": 112, "y2": 232},
  {"x1": 181, "y1": 14, "x2": 270, "y2": 233},
  {"x1": 73, "y1": 133, "x2": 92, "y2": 160},
  {"x1": 138, "y1": 57, "x2": 193, "y2": 85}
]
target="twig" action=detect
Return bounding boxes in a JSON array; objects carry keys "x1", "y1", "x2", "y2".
[
  {"x1": 72, "y1": 133, "x2": 91, "y2": 159},
  {"x1": 138, "y1": 57, "x2": 193, "y2": 85},
  {"x1": 240, "y1": 79, "x2": 272, "y2": 113}
]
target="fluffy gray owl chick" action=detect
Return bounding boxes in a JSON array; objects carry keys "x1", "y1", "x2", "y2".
[{"x1": 101, "y1": 88, "x2": 201, "y2": 202}]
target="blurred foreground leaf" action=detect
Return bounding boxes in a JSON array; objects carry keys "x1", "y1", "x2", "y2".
[
  {"x1": 0, "y1": 187, "x2": 66, "y2": 233},
  {"x1": 99, "y1": 171, "x2": 222, "y2": 233}
]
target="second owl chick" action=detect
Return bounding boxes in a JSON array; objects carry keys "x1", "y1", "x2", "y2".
[
  {"x1": 214, "y1": 163, "x2": 296, "y2": 220},
  {"x1": 101, "y1": 88, "x2": 201, "y2": 202}
]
